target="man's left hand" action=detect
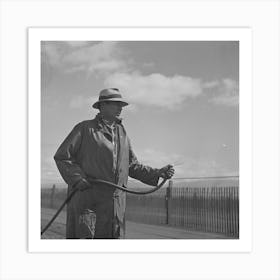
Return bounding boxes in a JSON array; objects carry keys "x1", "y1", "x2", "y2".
[{"x1": 159, "y1": 164, "x2": 175, "y2": 179}]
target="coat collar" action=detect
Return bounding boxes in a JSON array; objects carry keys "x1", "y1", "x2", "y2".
[
  {"x1": 94, "y1": 113, "x2": 123, "y2": 135},
  {"x1": 95, "y1": 113, "x2": 122, "y2": 126}
]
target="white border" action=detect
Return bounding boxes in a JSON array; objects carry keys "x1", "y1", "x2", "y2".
[{"x1": 28, "y1": 27, "x2": 252, "y2": 253}]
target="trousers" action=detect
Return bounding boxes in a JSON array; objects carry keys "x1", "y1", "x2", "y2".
[{"x1": 65, "y1": 186, "x2": 125, "y2": 239}]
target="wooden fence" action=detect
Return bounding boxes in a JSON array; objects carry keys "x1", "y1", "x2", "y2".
[
  {"x1": 125, "y1": 181, "x2": 239, "y2": 238},
  {"x1": 41, "y1": 181, "x2": 239, "y2": 238}
]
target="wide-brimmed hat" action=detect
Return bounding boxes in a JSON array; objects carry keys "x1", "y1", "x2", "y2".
[{"x1": 92, "y1": 88, "x2": 129, "y2": 109}]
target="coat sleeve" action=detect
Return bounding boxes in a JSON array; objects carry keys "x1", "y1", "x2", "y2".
[
  {"x1": 128, "y1": 139, "x2": 160, "y2": 186},
  {"x1": 54, "y1": 122, "x2": 87, "y2": 188}
]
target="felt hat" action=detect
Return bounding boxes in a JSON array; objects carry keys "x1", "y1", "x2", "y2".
[{"x1": 92, "y1": 88, "x2": 129, "y2": 109}]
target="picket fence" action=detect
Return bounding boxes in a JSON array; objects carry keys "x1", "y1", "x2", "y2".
[{"x1": 126, "y1": 182, "x2": 239, "y2": 238}]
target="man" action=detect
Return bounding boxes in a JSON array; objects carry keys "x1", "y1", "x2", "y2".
[{"x1": 54, "y1": 88, "x2": 175, "y2": 239}]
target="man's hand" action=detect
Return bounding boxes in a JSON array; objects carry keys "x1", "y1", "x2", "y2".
[
  {"x1": 74, "y1": 179, "x2": 92, "y2": 192},
  {"x1": 159, "y1": 164, "x2": 175, "y2": 179}
]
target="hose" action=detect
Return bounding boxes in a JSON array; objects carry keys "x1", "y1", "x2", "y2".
[
  {"x1": 87, "y1": 177, "x2": 168, "y2": 195},
  {"x1": 41, "y1": 177, "x2": 168, "y2": 236}
]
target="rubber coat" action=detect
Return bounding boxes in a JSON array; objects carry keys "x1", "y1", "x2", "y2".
[{"x1": 54, "y1": 115, "x2": 160, "y2": 238}]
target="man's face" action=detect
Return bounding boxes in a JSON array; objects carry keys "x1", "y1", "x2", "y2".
[{"x1": 99, "y1": 101, "x2": 124, "y2": 119}]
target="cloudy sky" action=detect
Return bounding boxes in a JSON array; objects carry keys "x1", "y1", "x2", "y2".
[{"x1": 41, "y1": 41, "x2": 239, "y2": 185}]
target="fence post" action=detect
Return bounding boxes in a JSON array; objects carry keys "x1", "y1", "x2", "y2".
[
  {"x1": 50, "y1": 184, "x2": 56, "y2": 209},
  {"x1": 166, "y1": 180, "x2": 173, "y2": 225}
]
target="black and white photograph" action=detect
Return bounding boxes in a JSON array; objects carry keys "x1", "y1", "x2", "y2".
[
  {"x1": 40, "y1": 40, "x2": 239, "y2": 240},
  {"x1": 1, "y1": 1, "x2": 280, "y2": 280}
]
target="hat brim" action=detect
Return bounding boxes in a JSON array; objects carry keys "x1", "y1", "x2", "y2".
[{"x1": 92, "y1": 98, "x2": 129, "y2": 109}]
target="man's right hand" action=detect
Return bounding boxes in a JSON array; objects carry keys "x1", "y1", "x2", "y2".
[
  {"x1": 159, "y1": 164, "x2": 175, "y2": 179},
  {"x1": 75, "y1": 179, "x2": 92, "y2": 192}
]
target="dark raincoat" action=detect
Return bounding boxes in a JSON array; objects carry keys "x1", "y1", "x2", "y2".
[{"x1": 54, "y1": 114, "x2": 160, "y2": 239}]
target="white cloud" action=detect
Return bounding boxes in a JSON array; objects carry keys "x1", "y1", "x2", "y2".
[
  {"x1": 104, "y1": 72, "x2": 202, "y2": 109},
  {"x1": 42, "y1": 41, "x2": 128, "y2": 75},
  {"x1": 68, "y1": 74, "x2": 238, "y2": 111},
  {"x1": 42, "y1": 41, "x2": 238, "y2": 109},
  {"x1": 206, "y1": 78, "x2": 239, "y2": 107},
  {"x1": 88, "y1": 59, "x2": 126, "y2": 73},
  {"x1": 69, "y1": 95, "x2": 96, "y2": 109},
  {"x1": 66, "y1": 41, "x2": 117, "y2": 62},
  {"x1": 63, "y1": 41, "x2": 128, "y2": 74},
  {"x1": 105, "y1": 72, "x2": 239, "y2": 109},
  {"x1": 211, "y1": 95, "x2": 239, "y2": 107},
  {"x1": 203, "y1": 80, "x2": 219, "y2": 89},
  {"x1": 65, "y1": 65, "x2": 87, "y2": 73}
]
